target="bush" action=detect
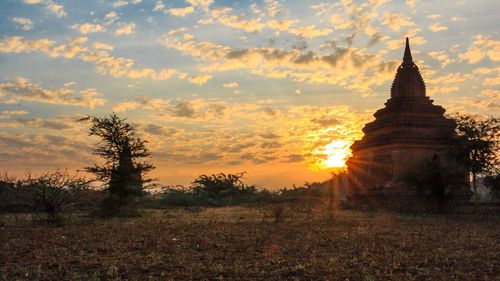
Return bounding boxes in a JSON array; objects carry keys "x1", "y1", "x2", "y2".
[
  {"x1": 159, "y1": 186, "x2": 202, "y2": 209},
  {"x1": 158, "y1": 173, "x2": 285, "y2": 208},
  {"x1": 192, "y1": 172, "x2": 257, "y2": 204},
  {"x1": 23, "y1": 170, "x2": 92, "y2": 224}
]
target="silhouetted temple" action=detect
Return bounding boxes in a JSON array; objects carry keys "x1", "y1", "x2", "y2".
[{"x1": 346, "y1": 38, "x2": 470, "y2": 209}]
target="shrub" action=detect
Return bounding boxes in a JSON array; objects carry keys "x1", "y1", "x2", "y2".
[{"x1": 23, "y1": 170, "x2": 91, "y2": 224}]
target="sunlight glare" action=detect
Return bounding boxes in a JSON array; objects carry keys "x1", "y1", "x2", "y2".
[{"x1": 321, "y1": 139, "x2": 352, "y2": 169}]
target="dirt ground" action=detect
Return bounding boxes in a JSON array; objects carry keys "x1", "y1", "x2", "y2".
[{"x1": 1, "y1": 207, "x2": 499, "y2": 280}]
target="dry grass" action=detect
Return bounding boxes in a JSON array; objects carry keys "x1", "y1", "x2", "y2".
[{"x1": 1, "y1": 206, "x2": 499, "y2": 280}]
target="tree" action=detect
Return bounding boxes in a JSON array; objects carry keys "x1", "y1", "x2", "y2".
[
  {"x1": 24, "y1": 170, "x2": 90, "y2": 224},
  {"x1": 192, "y1": 172, "x2": 256, "y2": 204},
  {"x1": 452, "y1": 113, "x2": 499, "y2": 194},
  {"x1": 483, "y1": 174, "x2": 500, "y2": 200},
  {"x1": 82, "y1": 113, "x2": 154, "y2": 216},
  {"x1": 399, "y1": 155, "x2": 468, "y2": 212}
]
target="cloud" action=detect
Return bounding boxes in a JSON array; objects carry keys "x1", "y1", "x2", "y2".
[
  {"x1": 111, "y1": 0, "x2": 128, "y2": 8},
  {"x1": 427, "y1": 51, "x2": 453, "y2": 68},
  {"x1": 141, "y1": 124, "x2": 179, "y2": 137},
  {"x1": 113, "y1": 97, "x2": 170, "y2": 112},
  {"x1": 0, "y1": 77, "x2": 105, "y2": 108},
  {"x1": 0, "y1": 110, "x2": 29, "y2": 120},
  {"x1": 92, "y1": 41, "x2": 114, "y2": 51},
  {"x1": 427, "y1": 14, "x2": 443, "y2": 20},
  {"x1": 12, "y1": 17, "x2": 33, "y2": 31},
  {"x1": 0, "y1": 128, "x2": 95, "y2": 170},
  {"x1": 459, "y1": 35, "x2": 500, "y2": 64},
  {"x1": 153, "y1": 0, "x2": 166, "y2": 12},
  {"x1": 189, "y1": 74, "x2": 212, "y2": 85},
  {"x1": 288, "y1": 25, "x2": 333, "y2": 38},
  {"x1": 266, "y1": 20, "x2": 296, "y2": 31},
  {"x1": 114, "y1": 97, "x2": 230, "y2": 121},
  {"x1": 386, "y1": 32, "x2": 426, "y2": 50},
  {"x1": 382, "y1": 12, "x2": 415, "y2": 31},
  {"x1": 171, "y1": 101, "x2": 198, "y2": 118},
  {"x1": 406, "y1": 0, "x2": 418, "y2": 8},
  {"x1": 168, "y1": 6, "x2": 195, "y2": 17},
  {"x1": 45, "y1": 1, "x2": 66, "y2": 17},
  {"x1": 223, "y1": 82, "x2": 239, "y2": 88},
  {"x1": 451, "y1": 16, "x2": 465, "y2": 22},
  {"x1": 161, "y1": 30, "x2": 399, "y2": 91},
  {"x1": 104, "y1": 11, "x2": 119, "y2": 25},
  {"x1": 481, "y1": 89, "x2": 500, "y2": 99},
  {"x1": 311, "y1": 118, "x2": 341, "y2": 127},
  {"x1": 329, "y1": 14, "x2": 353, "y2": 30},
  {"x1": 483, "y1": 77, "x2": 500, "y2": 86},
  {"x1": 23, "y1": 0, "x2": 66, "y2": 17},
  {"x1": 205, "y1": 8, "x2": 264, "y2": 32},
  {"x1": 72, "y1": 23, "x2": 105, "y2": 34},
  {"x1": 428, "y1": 23, "x2": 448, "y2": 32},
  {"x1": 0, "y1": 36, "x2": 54, "y2": 53},
  {"x1": 186, "y1": 0, "x2": 213, "y2": 10},
  {"x1": 115, "y1": 22, "x2": 135, "y2": 36},
  {"x1": 0, "y1": 36, "x2": 180, "y2": 80},
  {"x1": 17, "y1": 117, "x2": 74, "y2": 130},
  {"x1": 425, "y1": 72, "x2": 472, "y2": 95}
]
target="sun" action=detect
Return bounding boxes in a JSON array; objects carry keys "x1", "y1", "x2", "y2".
[{"x1": 320, "y1": 139, "x2": 352, "y2": 169}]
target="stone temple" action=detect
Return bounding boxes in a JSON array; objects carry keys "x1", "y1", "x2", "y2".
[{"x1": 346, "y1": 38, "x2": 470, "y2": 208}]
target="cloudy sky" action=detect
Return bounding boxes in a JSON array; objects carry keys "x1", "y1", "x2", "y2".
[{"x1": 0, "y1": 0, "x2": 498, "y2": 188}]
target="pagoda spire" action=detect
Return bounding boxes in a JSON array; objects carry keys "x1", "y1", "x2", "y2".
[
  {"x1": 403, "y1": 37, "x2": 413, "y2": 63},
  {"x1": 389, "y1": 37, "x2": 426, "y2": 98}
]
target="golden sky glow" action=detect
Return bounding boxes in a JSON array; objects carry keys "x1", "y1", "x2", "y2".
[{"x1": 0, "y1": 0, "x2": 498, "y2": 188}]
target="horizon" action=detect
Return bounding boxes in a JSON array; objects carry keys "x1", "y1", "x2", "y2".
[{"x1": 1, "y1": 0, "x2": 499, "y2": 188}]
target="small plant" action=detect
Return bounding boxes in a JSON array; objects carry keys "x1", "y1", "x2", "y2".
[{"x1": 272, "y1": 204, "x2": 285, "y2": 223}]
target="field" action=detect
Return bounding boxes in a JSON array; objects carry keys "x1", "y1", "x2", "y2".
[{"x1": 1, "y1": 206, "x2": 499, "y2": 281}]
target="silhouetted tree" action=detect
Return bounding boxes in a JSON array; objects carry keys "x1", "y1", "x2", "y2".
[
  {"x1": 452, "y1": 113, "x2": 499, "y2": 194},
  {"x1": 483, "y1": 174, "x2": 500, "y2": 200},
  {"x1": 192, "y1": 172, "x2": 256, "y2": 203},
  {"x1": 24, "y1": 170, "x2": 90, "y2": 224},
  {"x1": 400, "y1": 156, "x2": 468, "y2": 212},
  {"x1": 82, "y1": 113, "x2": 154, "y2": 216}
]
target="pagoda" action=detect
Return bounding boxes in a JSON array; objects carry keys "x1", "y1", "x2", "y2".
[{"x1": 346, "y1": 38, "x2": 470, "y2": 209}]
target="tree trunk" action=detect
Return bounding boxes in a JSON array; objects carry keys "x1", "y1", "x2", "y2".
[
  {"x1": 328, "y1": 179, "x2": 334, "y2": 221},
  {"x1": 472, "y1": 172, "x2": 477, "y2": 194}
]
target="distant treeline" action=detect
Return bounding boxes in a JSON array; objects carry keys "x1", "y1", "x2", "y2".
[
  {"x1": 155, "y1": 172, "x2": 349, "y2": 208},
  {"x1": 0, "y1": 170, "x2": 347, "y2": 223}
]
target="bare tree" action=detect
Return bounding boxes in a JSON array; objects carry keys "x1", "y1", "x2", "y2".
[{"x1": 24, "y1": 170, "x2": 90, "y2": 223}]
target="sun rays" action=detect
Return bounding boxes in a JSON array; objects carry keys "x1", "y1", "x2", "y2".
[{"x1": 317, "y1": 139, "x2": 353, "y2": 169}]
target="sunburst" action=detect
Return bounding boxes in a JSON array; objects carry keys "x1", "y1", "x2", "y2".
[{"x1": 320, "y1": 139, "x2": 352, "y2": 169}]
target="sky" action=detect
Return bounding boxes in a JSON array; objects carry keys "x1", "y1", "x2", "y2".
[{"x1": 0, "y1": 0, "x2": 498, "y2": 188}]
